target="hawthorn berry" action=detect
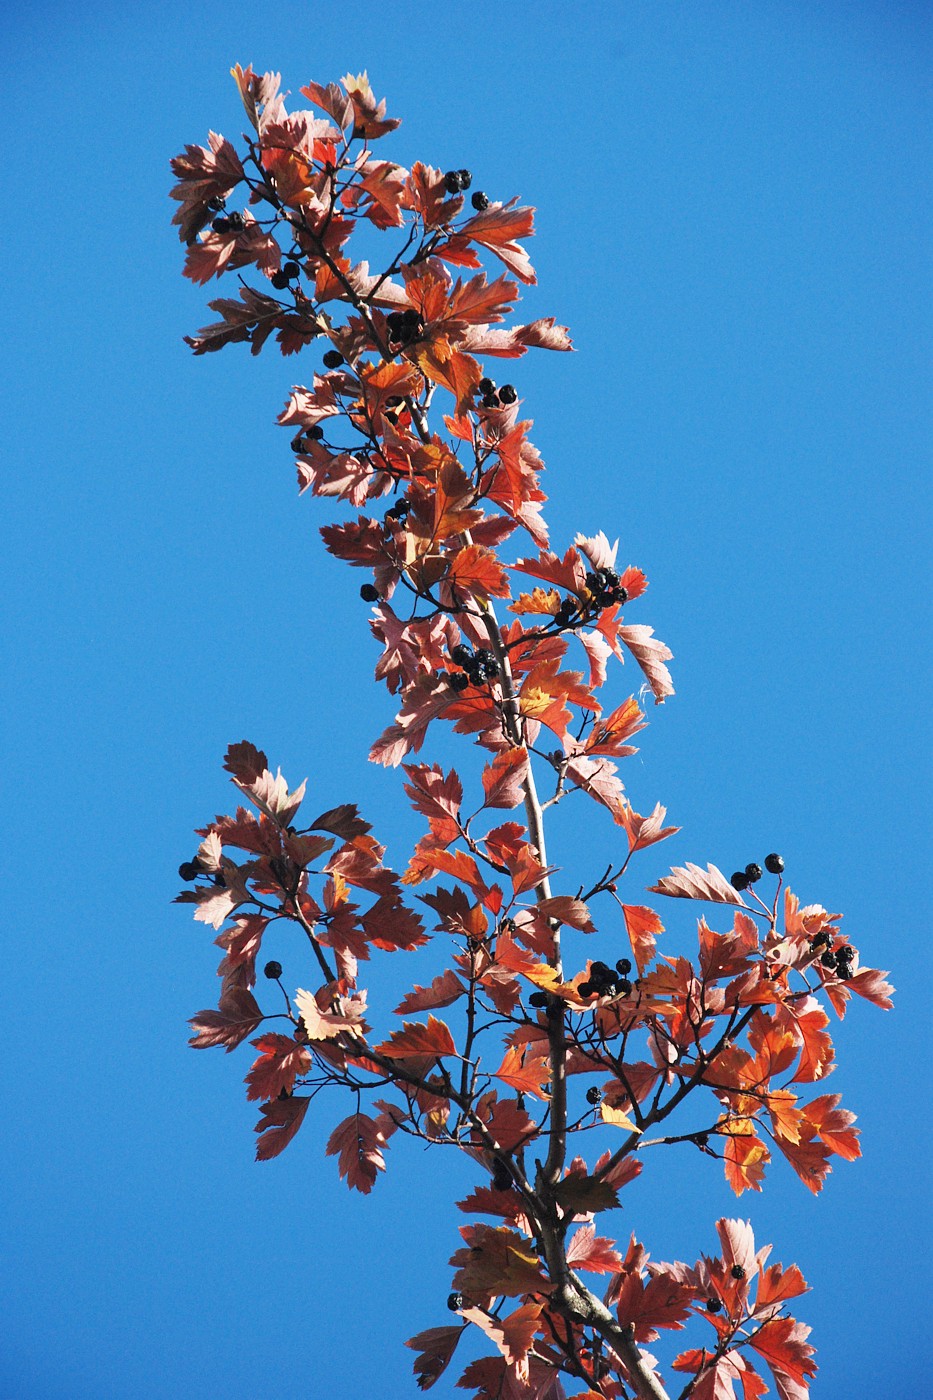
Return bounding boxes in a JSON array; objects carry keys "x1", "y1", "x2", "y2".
[
  {"x1": 616, "y1": 958, "x2": 632, "y2": 976},
  {"x1": 447, "y1": 1292, "x2": 464, "y2": 1312},
  {"x1": 322, "y1": 349, "x2": 344, "y2": 369},
  {"x1": 458, "y1": 169, "x2": 473, "y2": 189},
  {"x1": 178, "y1": 860, "x2": 198, "y2": 882},
  {"x1": 226, "y1": 211, "x2": 244, "y2": 231},
  {"x1": 449, "y1": 672, "x2": 470, "y2": 691},
  {"x1": 706, "y1": 1297, "x2": 722, "y2": 1313},
  {"x1": 207, "y1": 195, "x2": 226, "y2": 212},
  {"x1": 528, "y1": 990, "x2": 550, "y2": 1008},
  {"x1": 744, "y1": 862, "x2": 763, "y2": 883},
  {"x1": 498, "y1": 384, "x2": 517, "y2": 404},
  {"x1": 471, "y1": 191, "x2": 490, "y2": 211},
  {"x1": 451, "y1": 644, "x2": 473, "y2": 667},
  {"x1": 590, "y1": 961, "x2": 614, "y2": 986},
  {"x1": 730, "y1": 871, "x2": 750, "y2": 891},
  {"x1": 586, "y1": 1086, "x2": 602, "y2": 1105},
  {"x1": 270, "y1": 270, "x2": 292, "y2": 290},
  {"x1": 360, "y1": 584, "x2": 380, "y2": 602},
  {"x1": 264, "y1": 960, "x2": 283, "y2": 980},
  {"x1": 820, "y1": 951, "x2": 837, "y2": 968},
  {"x1": 443, "y1": 170, "x2": 464, "y2": 193},
  {"x1": 731, "y1": 1265, "x2": 746, "y2": 1280},
  {"x1": 616, "y1": 978, "x2": 633, "y2": 997},
  {"x1": 481, "y1": 392, "x2": 499, "y2": 409},
  {"x1": 211, "y1": 215, "x2": 230, "y2": 233},
  {"x1": 837, "y1": 945, "x2": 856, "y2": 964},
  {"x1": 478, "y1": 377, "x2": 496, "y2": 396},
  {"x1": 491, "y1": 1161, "x2": 512, "y2": 1191},
  {"x1": 577, "y1": 981, "x2": 594, "y2": 998},
  {"x1": 282, "y1": 260, "x2": 301, "y2": 280},
  {"x1": 765, "y1": 852, "x2": 785, "y2": 874}
]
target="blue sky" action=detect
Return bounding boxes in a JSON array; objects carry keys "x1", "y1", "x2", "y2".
[{"x1": 2, "y1": 2, "x2": 930, "y2": 1397}]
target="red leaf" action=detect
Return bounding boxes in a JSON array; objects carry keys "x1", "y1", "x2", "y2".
[
  {"x1": 394, "y1": 970, "x2": 466, "y2": 1015},
  {"x1": 650, "y1": 863, "x2": 746, "y2": 907},
  {"x1": 245, "y1": 1033, "x2": 310, "y2": 1101},
  {"x1": 621, "y1": 904, "x2": 665, "y2": 974},
  {"x1": 566, "y1": 1225, "x2": 623, "y2": 1274},
  {"x1": 494, "y1": 1046, "x2": 551, "y2": 1101},
  {"x1": 616, "y1": 624, "x2": 675, "y2": 703},
  {"x1": 536, "y1": 896, "x2": 595, "y2": 932},
  {"x1": 458, "y1": 200, "x2": 537, "y2": 283},
  {"x1": 749, "y1": 1316, "x2": 817, "y2": 1395},
  {"x1": 376, "y1": 1015, "x2": 458, "y2": 1059},
  {"x1": 188, "y1": 986, "x2": 263, "y2": 1052},
  {"x1": 447, "y1": 543, "x2": 511, "y2": 600},
  {"x1": 405, "y1": 1324, "x2": 464, "y2": 1391},
  {"x1": 326, "y1": 1111, "x2": 389, "y2": 1192},
  {"x1": 254, "y1": 1094, "x2": 310, "y2": 1161},
  {"x1": 481, "y1": 748, "x2": 529, "y2": 809}
]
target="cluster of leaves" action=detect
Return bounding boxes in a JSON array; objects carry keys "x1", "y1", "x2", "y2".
[{"x1": 171, "y1": 67, "x2": 893, "y2": 1400}]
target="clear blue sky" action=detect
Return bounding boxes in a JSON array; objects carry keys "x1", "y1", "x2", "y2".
[{"x1": 2, "y1": 2, "x2": 929, "y2": 1397}]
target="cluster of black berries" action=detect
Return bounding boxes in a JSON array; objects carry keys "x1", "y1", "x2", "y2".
[
  {"x1": 477, "y1": 377, "x2": 517, "y2": 409},
  {"x1": 177, "y1": 857, "x2": 224, "y2": 887},
  {"x1": 586, "y1": 568, "x2": 628, "y2": 610},
  {"x1": 211, "y1": 209, "x2": 244, "y2": 234},
  {"x1": 290, "y1": 424, "x2": 324, "y2": 453},
  {"x1": 444, "y1": 168, "x2": 472, "y2": 194},
  {"x1": 730, "y1": 853, "x2": 784, "y2": 890},
  {"x1": 820, "y1": 942, "x2": 856, "y2": 980},
  {"x1": 271, "y1": 260, "x2": 302, "y2": 290},
  {"x1": 448, "y1": 642, "x2": 500, "y2": 691},
  {"x1": 384, "y1": 497, "x2": 410, "y2": 523},
  {"x1": 385, "y1": 307, "x2": 424, "y2": 348},
  {"x1": 579, "y1": 958, "x2": 633, "y2": 1000}
]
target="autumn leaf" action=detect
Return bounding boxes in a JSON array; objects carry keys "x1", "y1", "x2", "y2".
[
  {"x1": 554, "y1": 1175, "x2": 621, "y2": 1217},
  {"x1": 481, "y1": 748, "x2": 529, "y2": 810},
  {"x1": 621, "y1": 904, "x2": 665, "y2": 974},
  {"x1": 325, "y1": 1110, "x2": 389, "y2": 1192},
  {"x1": 450, "y1": 1224, "x2": 551, "y2": 1298},
  {"x1": 254, "y1": 1094, "x2": 310, "y2": 1161},
  {"x1": 650, "y1": 863, "x2": 746, "y2": 907},
  {"x1": 394, "y1": 970, "x2": 466, "y2": 1015},
  {"x1": 376, "y1": 1015, "x2": 458, "y2": 1059},
  {"x1": 405, "y1": 1324, "x2": 464, "y2": 1391},
  {"x1": 494, "y1": 1045, "x2": 551, "y2": 1100},
  {"x1": 188, "y1": 986, "x2": 263, "y2": 1052},
  {"x1": 244, "y1": 1033, "x2": 311, "y2": 1101}
]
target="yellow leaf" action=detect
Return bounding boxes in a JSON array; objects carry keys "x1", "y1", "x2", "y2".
[{"x1": 600, "y1": 1102, "x2": 641, "y2": 1133}]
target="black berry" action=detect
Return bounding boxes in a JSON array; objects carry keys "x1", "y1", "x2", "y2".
[
  {"x1": 590, "y1": 961, "x2": 614, "y2": 986},
  {"x1": 451, "y1": 644, "x2": 473, "y2": 666},
  {"x1": 730, "y1": 871, "x2": 749, "y2": 891},
  {"x1": 282, "y1": 260, "x2": 301, "y2": 280},
  {"x1": 491, "y1": 1161, "x2": 512, "y2": 1191},
  {"x1": 447, "y1": 1291, "x2": 464, "y2": 1311},
  {"x1": 706, "y1": 1297, "x2": 722, "y2": 1313},
  {"x1": 178, "y1": 860, "x2": 199, "y2": 882},
  {"x1": 820, "y1": 951, "x2": 837, "y2": 968},
  {"x1": 481, "y1": 392, "x2": 499, "y2": 409},
  {"x1": 498, "y1": 384, "x2": 517, "y2": 404},
  {"x1": 457, "y1": 169, "x2": 473, "y2": 190},
  {"x1": 322, "y1": 349, "x2": 344, "y2": 369},
  {"x1": 586, "y1": 1086, "x2": 602, "y2": 1105},
  {"x1": 478, "y1": 377, "x2": 496, "y2": 395},
  {"x1": 765, "y1": 853, "x2": 785, "y2": 874},
  {"x1": 443, "y1": 170, "x2": 463, "y2": 194},
  {"x1": 836, "y1": 945, "x2": 856, "y2": 964},
  {"x1": 449, "y1": 672, "x2": 470, "y2": 692},
  {"x1": 744, "y1": 863, "x2": 763, "y2": 884},
  {"x1": 471, "y1": 191, "x2": 490, "y2": 211},
  {"x1": 226, "y1": 211, "x2": 244, "y2": 231},
  {"x1": 616, "y1": 978, "x2": 632, "y2": 996},
  {"x1": 211, "y1": 215, "x2": 230, "y2": 233},
  {"x1": 528, "y1": 990, "x2": 550, "y2": 1008},
  {"x1": 577, "y1": 981, "x2": 594, "y2": 998},
  {"x1": 264, "y1": 960, "x2": 283, "y2": 980},
  {"x1": 207, "y1": 195, "x2": 226, "y2": 212},
  {"x1": 616, "y1": 958, "x2": 632, "y2": 976},
  {"x1": 731, "y1": 1265, "x2": 746, "y2": 1280},
  {"x1": 360, "y1": 584, "x2": 380, "y2": 602},
  {"x1": 270, "y1": 270, "x2": 292, "y2": 290}
]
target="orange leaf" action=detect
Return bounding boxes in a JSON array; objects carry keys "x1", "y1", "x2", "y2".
[
  {"x1": 621, "y1": 904, "x2": 664, "y2": 974},
  {"x1": 481, "y1": 748, "x2": 529, "y2": 809},
  {"x1": 494, "y1": 1045, "x2": 551, "y2": 1100}
]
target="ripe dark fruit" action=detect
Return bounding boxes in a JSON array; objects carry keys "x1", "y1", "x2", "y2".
[
  {"x1": 528, "y1": 990, "x2": 550, "y2": 1008},
  {"x1": 226, "y1": 211, "x2": 244, "y2": 231},
  {"x1": 586, "y1": 1086, "x2": 602, "y2": 1105},
  {"x1": 481, "y1": 392, "x2": 499, "y2": 409},
  {"x1": 178, "y1": 860, "x2": 199, "y2": 882},
  {"x1": 498, "y1": 384, "x2": 517, "y2": 404},
  {"x1": 731, "y1": 1265, "x2": 746, "y2": 1279},
  {"x1": 458, "y1": 169, "x2": 473, "y2": 189},
  {"x1": 491, "y1": 1161, "x2": 512, "y2": 1191},
  {"x1": 207, "y1": 195, "x2": 226, "y2": 212},
  {"x1": 264, "y1": 960, "x2": 283, "y2": 980},
  {"x1": 590, "y1": 961, "x2": 614, "y2": 986},
  {"x1": 471, "y1": 191, "x2": 490, "y2": 211},
  {"x1": 447, "y1": 1292, "x2": 464, "y2": 1312},
  {"x1": 837, "y1": 945, "x2": 856, "y2": 964},
  {"x1": 577, "y1": 981, "x2": 594, "y2": 998},
  {"x1": 443, "y1": 170, "x2": 464, "y2": 194},
  {"x1": 270, "y1": 270, "x2": 292, "y2": 290},
  {"x1": 283, "y1": 260, "x2": 301, "y2": 280},
  {"x1": 765, "y1": 853, "x2": 785, "y2": 874},
  {"x1": 730, "y1": 871, "x2": 750, "y2": 891},
  {"x1": 322, "y1": 349, "x2": 344, "y2": 368},
  {"x1": 616, "y1": 978, "x2": 633, "y2": 997},
  {"x1": 449, "y1": 672, "x2": 470, "y2": 691},
  {"x1": 359, "y1": 584, "x2": 380, "y2": 602},
  {"x1": 616, "y1": 958, "x2": 632, "y2": 976},
  {"x1": 706, "y1": 1298, "x2": 722, "y2": 1313},
  {"x1": 211, "y1": 215, "x2": 231, "y2": 233},
  {"x1": 451, "y1": 643, "x2": 473, "y2": 666},
  {"x1": 478, "y1": 377, "x2": 496, "y2": 395},
  {"x1": 744, "y1": 863, "x2": 763, "y2": 883},
  {"x1": 820, "y1": 951, "x2": 837, "y2": 968}
]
